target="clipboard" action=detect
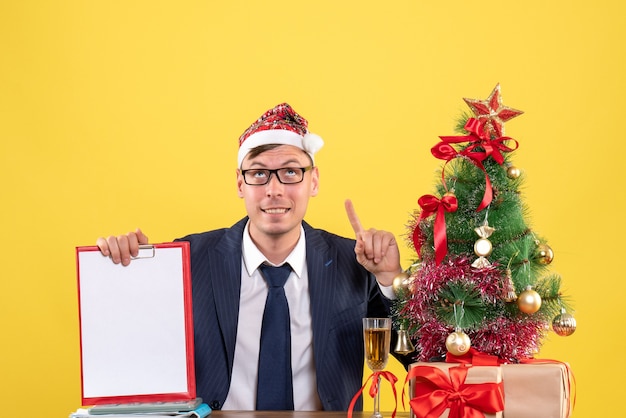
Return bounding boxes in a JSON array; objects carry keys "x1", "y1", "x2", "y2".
[{"x1": 76, "y1": 242, "x2": 195, "y2": 406}]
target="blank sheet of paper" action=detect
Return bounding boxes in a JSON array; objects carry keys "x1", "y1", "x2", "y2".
[{"x1": 76, "y1": 243, "x2": 194, "y2": 404}]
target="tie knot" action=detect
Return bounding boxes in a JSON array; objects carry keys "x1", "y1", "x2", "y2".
[{"x1": 260, "y1": 263, "x2": 292, "y2": 288}]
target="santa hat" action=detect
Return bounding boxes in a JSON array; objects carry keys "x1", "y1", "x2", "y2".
[{"x1": 237, "y1": 103, "x2": 324, "y2": 167}]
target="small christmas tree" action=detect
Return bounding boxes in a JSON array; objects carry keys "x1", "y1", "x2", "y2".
[{"x1": 393, "y1": 84, "x2": 576, "y2": 363}]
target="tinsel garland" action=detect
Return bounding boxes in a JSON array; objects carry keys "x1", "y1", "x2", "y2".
[{"x1": 400, "y1": 257, "x2": 547, "y2": 362}]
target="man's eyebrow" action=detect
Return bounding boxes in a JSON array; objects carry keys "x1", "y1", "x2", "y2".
[{"x1": 245, "y1": 158, "x2": 303, "y2": 168}]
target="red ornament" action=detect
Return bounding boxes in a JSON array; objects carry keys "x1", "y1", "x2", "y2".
[{"x1": 463, "y1": 84, "x2": 524, "y2": 137}]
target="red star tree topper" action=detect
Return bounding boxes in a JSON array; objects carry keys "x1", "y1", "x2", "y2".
[{"x1": 463, "y1": 83, "x2": 524, "y2": 138}]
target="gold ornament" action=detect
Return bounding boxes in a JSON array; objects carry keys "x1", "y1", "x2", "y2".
[
  {"x1": 445, "y1": 330, "x2": 471, "y2": 356},
  {"x1": 517, "y1": 286, "x2": 542, "y2": 314},
  {"x1": 535, "y1": 243, "x2": 554, "y2": 265},
  {"x1": 507, "y1": 165, "x2": 521, "y2": 179},
  {"x1": 552, "y1": 308, "x2": 577, "y2": 336},
  {"x1": 472, "y1": 222, "x2": 495, "y2": 268},
  {"x1": 474, "y1": 238, "x2": 493, "y2": 257},
  {"x1": 394, "y1": 326, "x2": 416, "y2": 355},
  {"x1": 392, "y1": 271, "x2": 412, "y2": 296},
  {"x1": 502, "y1": 268, "x2": 518, "y2": 302}
]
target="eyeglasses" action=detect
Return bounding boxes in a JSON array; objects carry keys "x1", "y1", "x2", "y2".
[{"x1": 240, "y1": 166, "x2": 313, "y2": 185}]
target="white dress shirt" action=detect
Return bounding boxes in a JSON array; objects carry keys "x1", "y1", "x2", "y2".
[
  {"x1": 222, "y1": 222, "x2": 323, "y2": 410},
  {"x1": 221, "y1": 221, "x2": 396, "y2": 410}
]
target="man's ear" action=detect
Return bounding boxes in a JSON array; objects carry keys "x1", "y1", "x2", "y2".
[
  {"x1": 236, "y1": 169, "x2": 244, "y2": 198},
  {"x1": 310, "y1": 166, "x2": 320, "y2": 197}
]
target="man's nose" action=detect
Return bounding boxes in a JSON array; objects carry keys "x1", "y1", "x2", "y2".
[{"x1": 265, "y1": 173, "x2": 284, "y2": 195}]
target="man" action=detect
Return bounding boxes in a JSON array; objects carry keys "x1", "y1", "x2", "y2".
[{"x1": 97, "y1": 103, "x2": 403, "y2": 411}]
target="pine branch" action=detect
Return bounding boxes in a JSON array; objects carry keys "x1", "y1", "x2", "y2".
[{"x1": 435, "y1": 282, "x2": 487, "y2": 329}]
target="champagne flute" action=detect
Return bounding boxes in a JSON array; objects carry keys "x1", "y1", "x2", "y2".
[{"x1": 363, "y1": 317, "x2": 391, "y2": 418}]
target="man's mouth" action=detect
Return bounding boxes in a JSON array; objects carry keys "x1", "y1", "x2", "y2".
[{"x1": 262, "y1": 208, "x2": 289, "y2": 214}]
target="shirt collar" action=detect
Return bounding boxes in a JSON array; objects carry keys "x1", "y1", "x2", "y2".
[{"x1": 242, "y1": 221, "x2": 306, "y2": 279}]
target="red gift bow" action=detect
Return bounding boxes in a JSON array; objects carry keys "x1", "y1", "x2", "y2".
[
  {"x1": 413, "y1": 193, "x2": 458, "y2": 265},
  {"x1": 348, "y1": 371, "x2": 398, "y2": 418},
  {"x1": 432, "y1": 118, "x2": 519, "y2": 212},
  {"x1": 406, "y1": 365, "x2": 504, "y2": 418},
  {"x1": 445, "y1": 348, "x2": 505, "y2": 366}
]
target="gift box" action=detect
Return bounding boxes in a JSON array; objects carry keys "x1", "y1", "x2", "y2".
[
  {"x1": 500, "y1": 362, "x2": 572, "y2": 418},
  {"x1": 408, "y1": 363, "x2": 504, "y2": 418},
  {"x1": 407, "y1": 361, "x2": 573, "y2": 418}
]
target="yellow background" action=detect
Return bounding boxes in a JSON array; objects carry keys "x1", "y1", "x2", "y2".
[{"x1": 1, "y1": 1, "x2": 623, "y2": 416}]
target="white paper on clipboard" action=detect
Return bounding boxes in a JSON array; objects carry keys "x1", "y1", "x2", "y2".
[{"x1": 76, "y1": 242, "x2": 195, "y2": 405}]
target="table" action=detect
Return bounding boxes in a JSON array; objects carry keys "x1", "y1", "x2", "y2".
[{"x1": 210, "y1": 412, "x2": 409, "y2": 418}]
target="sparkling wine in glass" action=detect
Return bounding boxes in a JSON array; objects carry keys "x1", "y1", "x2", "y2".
[{"x1": 363, "y1": 317, "x2": 391, "y2": 418}]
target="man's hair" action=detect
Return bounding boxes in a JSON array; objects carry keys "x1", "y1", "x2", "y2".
[{"x1": 243, "y1": 144, "x2": 314, "y2": 167}]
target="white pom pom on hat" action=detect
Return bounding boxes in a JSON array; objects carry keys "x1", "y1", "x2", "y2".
[
  {"x1": 302, "y1": 132, "x2": 324, "y2": 155},
  {"x1": 237, "y1": 103, "x2": 324, "y2": 167}
]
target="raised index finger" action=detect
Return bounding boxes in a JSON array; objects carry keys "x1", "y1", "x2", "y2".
[{"x1": 344, "y1": 199, "x2": 364, "y2": 236}]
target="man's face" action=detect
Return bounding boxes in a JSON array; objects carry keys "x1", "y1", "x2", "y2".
[{"x1": 237, "y1": 145, "x2": 319, "y2": 242}]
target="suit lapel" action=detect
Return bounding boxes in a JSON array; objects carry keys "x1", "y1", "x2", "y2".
[
  {"x1": 304, "y1": 223, "x2": 337, "y2": 366},
  {"x1": 208, "y1": 218, "x2": 247, "y2": 370}
]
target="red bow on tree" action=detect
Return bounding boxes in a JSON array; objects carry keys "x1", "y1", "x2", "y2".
[
  {"x1": 454, "y1": 118, "x2": 519, "y2": 165},
  {"x1": 431, "y1": 118, "x2": 518, "y2": 212},
  {"x1": 412, "y1": 193, "x2": 458, "y2": 265}
]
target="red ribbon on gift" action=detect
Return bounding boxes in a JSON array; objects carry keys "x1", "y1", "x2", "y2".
[
  {"x1": 348, "y1": 371, "x2": 398, "y2": 418},
  {"x1": 413, "y1": 193, "x2": 458, "y2": 265},
  {"x1": 445, "y1": 348, "x2": 505, "y2": 366},
  {"x1": 406, "y1": 365, "x2": 504, "y2": 418}
]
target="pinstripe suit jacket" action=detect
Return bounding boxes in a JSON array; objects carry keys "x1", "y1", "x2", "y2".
[{"x1": 177, "y1": 217, "x2": 392, "y2": 411}]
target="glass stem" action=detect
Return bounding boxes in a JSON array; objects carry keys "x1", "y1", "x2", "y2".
[{"x1": 372, "y1": 374, "x2": 382, "y2": 418}]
